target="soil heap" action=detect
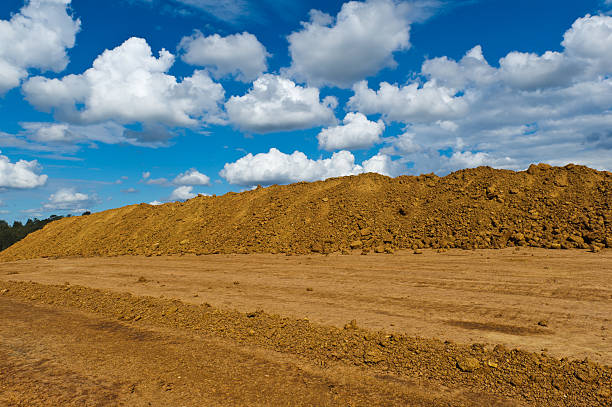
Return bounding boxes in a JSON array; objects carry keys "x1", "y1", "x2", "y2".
[{"x1": 2, "y1": 163, "x2": 611, "y2": 260}]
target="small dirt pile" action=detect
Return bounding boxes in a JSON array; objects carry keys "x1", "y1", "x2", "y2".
[{"x1": 1, "y1": 164, "x2": 611, "y2": 260}]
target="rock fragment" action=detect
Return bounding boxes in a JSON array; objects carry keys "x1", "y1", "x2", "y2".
[{"x1": 457, "y1": 357, "x2": 481, "y2": 372}]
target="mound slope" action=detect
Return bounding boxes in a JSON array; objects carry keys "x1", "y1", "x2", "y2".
[{"x1": 2, "y1": 164, "x2": 611, "y2": 260}]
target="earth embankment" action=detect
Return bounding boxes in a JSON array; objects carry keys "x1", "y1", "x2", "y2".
[{"x1": 1, "y1": 164, "x2": 610, "y2": 260}]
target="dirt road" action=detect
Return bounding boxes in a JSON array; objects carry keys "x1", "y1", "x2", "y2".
[
  {"x1": 1, "y1": 249, "x2": 611, "y2": 406},
  {"x1": 1, "y1": 248, "x2": 610, "y2": 365}
]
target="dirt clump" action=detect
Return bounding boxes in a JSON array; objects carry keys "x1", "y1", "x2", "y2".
[
  {"x1": 456, "y1": 357, "x2": 481, "y2": 372},
  {"x1": 1, "y1": 164, "x2": 610, "y2": 260}
]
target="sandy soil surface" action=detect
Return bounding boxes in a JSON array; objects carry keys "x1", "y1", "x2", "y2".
[
  {"x1": 1, "y1": 248, "x2": 610, "y2": 366},
  {"x1": 3, "y1": 296, "x2": 512, "y2": 407}
]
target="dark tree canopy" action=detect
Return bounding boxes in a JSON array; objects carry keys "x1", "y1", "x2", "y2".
[{"x1": 0, "y1": 215, "x2": 64, "y2": 251}]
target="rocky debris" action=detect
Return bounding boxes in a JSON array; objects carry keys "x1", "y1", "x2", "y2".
[
  {"x1": 349, "y1": 240, "x2": 363, "y2": 250},
  {"x1": 457, "y1": 357, "x2": 481, "y2": 372},
  {"x1": 0, "y1": 164, "x2": 610, "y2": 260},
  {"x1": 344, "y1": 319, "x2": 358, "y2": 330},
  {"x1": 591, "y1": 244, "x2": 602, "y2": 253},
  {"x1": 2, "y1": 279, "x2": 611, "y2": 406}
]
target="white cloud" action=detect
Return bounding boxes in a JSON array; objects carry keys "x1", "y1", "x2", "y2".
[
  {"x1": 140, "y1": 170, "x2": 169, "y2": 185},
  {"x1": 24, "y1": 122, "x2": 77, "y2": 143},
  {"x1": 23, "y1": 37, "x2": 225, "y2": 128},
  {"x1": 179, "y1": 31, "x2": 268, "y2": 82},
  {"x1": 420, "y1": 45, "x2": 497, "y2": 89},
  {"x1": 225, "y1": 74, "x2": 337, "y2": 133},
  {"x1": 351, "y1": 14, "x2": 612, "y2": 174},
  {"x1": 146, "y1": 177, "x2": 168, "y2": 185},
  {"x1": 444, "y1": 151, "x2": 515, "y2": 171},
  {"x1": 43, "y1": 188, "x2": 99, "y2": 212},
  {"x1": 562, "y1": 14, "x2": 612, "y2": 75},
  {"x1": 286, "y1": 0, "x2": 415, "y2": 88},
  {"x1": 361, "y1": 153, "x2": 404, "y2": 176},
  {"x1": 169, "y1": 185, "x2": 196, "y2": 200},
  {"x1": 172, "y1": 168, "x2": 211, "y2": 185},
  {"x1": 317, "y1": 112, "x2": 385, "y2": 151},
  {"x1": 0, "y1": 0, "x2": 80, "y2": 94},
  {"x1": 349, "y1": 80, "x2": 468, "y2": 123},
  {"x1": 0, "y1": 152, "x2": 47, "y2": 189},
  {"x1": 149, "y1": 200, "x2": 163, "y2": 206},
  {"x1": 11, "y1": 121, "x2": 173, "y2": 151},
  {"x1": 498, "y1": 51, "x2": 579, "y2": 90},
  {"x1": 219, "y1": 148, "x2": 400, "y2": 186}
]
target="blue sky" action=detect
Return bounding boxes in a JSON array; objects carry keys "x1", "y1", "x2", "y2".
[{"x1": 0, "y1": 0, "x2": 611, "y2": 222}]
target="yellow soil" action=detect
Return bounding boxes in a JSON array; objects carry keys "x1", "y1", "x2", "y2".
[{"x1": 1, "y1": 164, "x2": 610, "y2": 260}]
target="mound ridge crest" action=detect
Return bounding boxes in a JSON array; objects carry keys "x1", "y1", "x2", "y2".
[{"x1": 2, "y1": 164, "x2": 611, "y2": 260}]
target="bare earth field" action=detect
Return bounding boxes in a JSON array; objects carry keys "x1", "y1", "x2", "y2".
[{"x1": 1, "y1": 248, "x2": 611, "y2": 406}]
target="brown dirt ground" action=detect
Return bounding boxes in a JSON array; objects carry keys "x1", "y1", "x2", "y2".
[
  {"x1": 1, "y1": 164, "x2": 610, "y2": 261},
  {"x1": 1, "y1": 296, "x2": 503, "y2": 407},
  {"x1": 1, "y1": 249, "x2": 611, "y2": 406},
  {"x1": 1, "y1": 248, "x2": 609, "y2": 365}
]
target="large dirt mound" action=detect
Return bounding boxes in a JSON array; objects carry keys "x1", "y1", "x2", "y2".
[{"x1": 2, "y1": 164, "x2": 611, "y2": 260}]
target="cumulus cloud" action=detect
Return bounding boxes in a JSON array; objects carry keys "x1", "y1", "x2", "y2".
[
  {"x1": 172, "y1": 168, "x2": 211, "y2": 185},
  {"x1": 0, "y1": 0, "x2": 80, "y2": 94},
  {"x1": 498, "y1": 51, "x2": 580, "y2": 90},
  {"x1": 349, "y1": 80, "x2": 468, "y2": 123},
  {"x1": 317, "y1": 112, "x2": 385, "y2": 151},
  {"x1": 23, "y1": 37, "x2": 225, "y2": 129},
  {"x1": 169, "y1": 185, "x2": 196, "y2": 200},
  {"x1": 219, "y1": 148, "x2": 401, "y2": 186},
  {"x1": 225, "y1": 74, "x2": 337, "y2": 133},
  {"x1": 43, "y1": 188, "x2": 99, "y2": 212},
  {"x1": 0, "y1": 152, "x2": 47, "y2": 189},
  {"x1": 179, "y1": 31, "x2": 269, "y2": 82},
  {"x1": 420, "y1": 45, "x2": 497, "y2": 89},
  {"x1": 287, "y1": 0, "x2": 418, "y2": 88},
  {"x1": 352, "y1": 14, "x2": 612, "y2": 173},
  {"x1": 362, "y1": 153, "x2": 404, "y2": 176}
]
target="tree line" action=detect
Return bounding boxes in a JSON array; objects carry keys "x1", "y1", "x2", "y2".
[{"x1": 0, "y1": 215, "x2": 66, "y2": 251}]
